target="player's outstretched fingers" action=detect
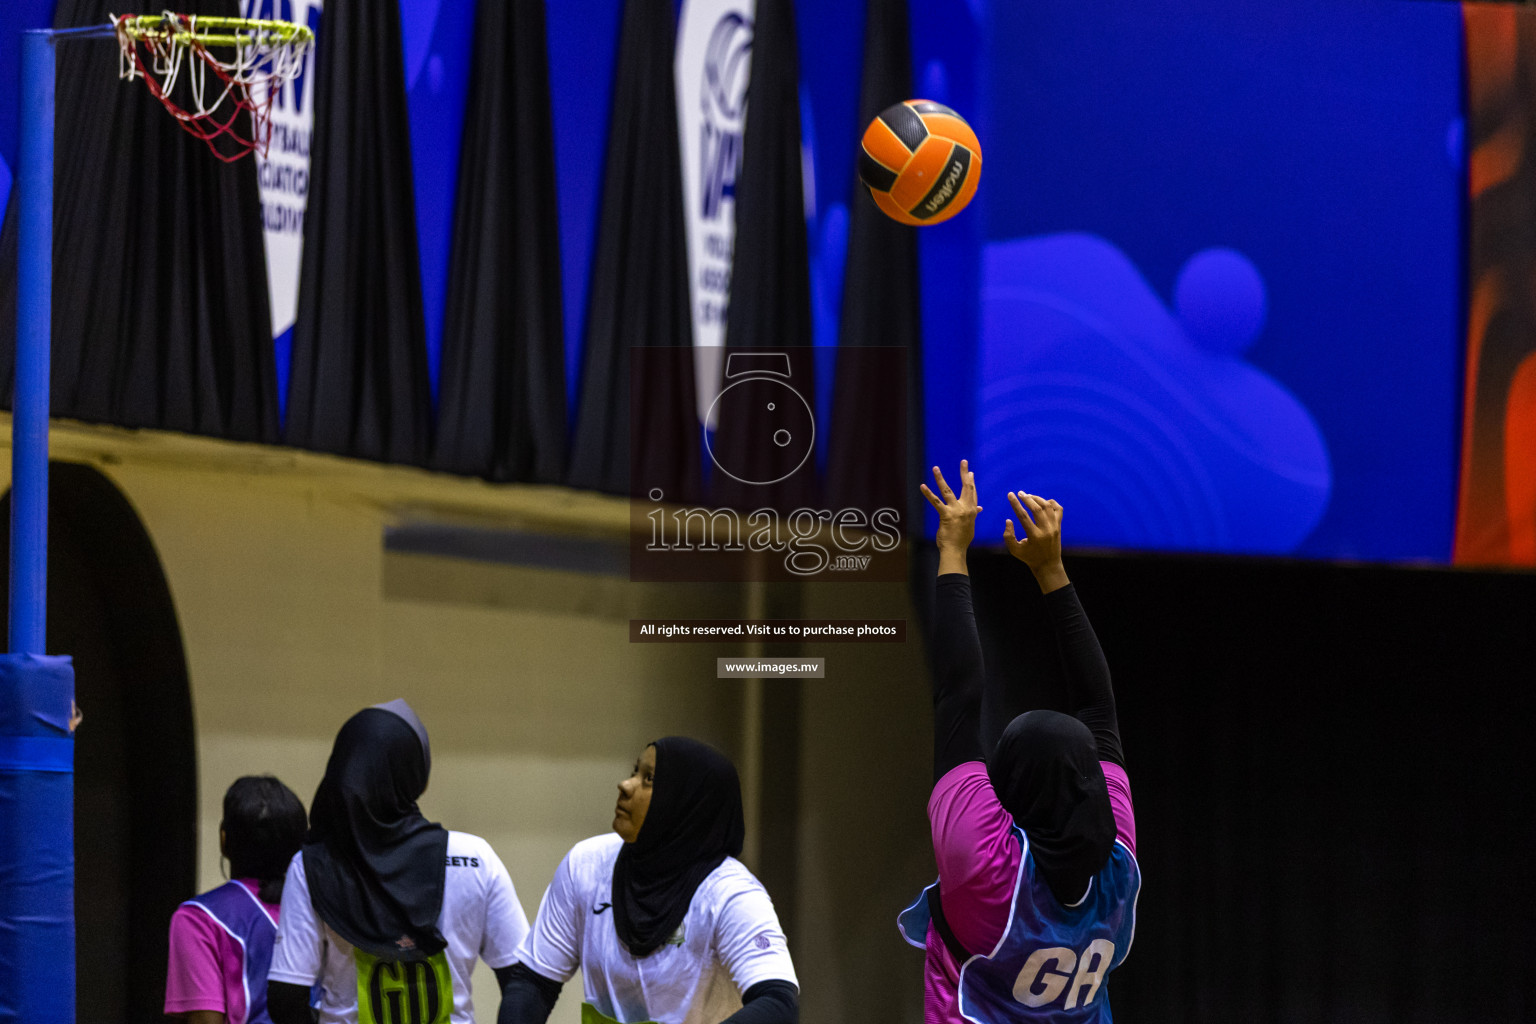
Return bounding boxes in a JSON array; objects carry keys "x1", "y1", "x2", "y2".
[
  {"x1": 932, "y1": 465, "x2": 957, "y2": 503},
  {"x1": 1008, "y1": 491, "x2": 1040, "y2": 537},
  {"x1": 960, "y1": 461, "x2": 981, "y2": 512},
  {"x1": 1045, "y1": 498, "x2": 1064, "y2": 528},
  {"x1": 1027, "y1": 494, "x2": 1061, "y2": 533},
  {"x1": 1022, "y1": 493, "x2": 1058, "y2": 532},
  {"x1": 920, "y1": 483, "x2": 945, "y2": 513}
]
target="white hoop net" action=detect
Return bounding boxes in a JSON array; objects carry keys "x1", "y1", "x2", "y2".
[{"x1": 112, "y1": 12, "x2": 314, "y2": 162}]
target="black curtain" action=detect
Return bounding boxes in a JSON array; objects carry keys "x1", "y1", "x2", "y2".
[
  {"x1": 285, "y1": 0, "x2": 432, "y2": 465},
  {"x1": 712, "y1": 0, "x2": 816, "y2": 514},
  {"x1": 958, "y1": 548, "x2": 1536, "y2": 1021},
  {"x1": 0, "y1": 0, "x2": 278, "y2": 441},
  {"x1": 826, "y1": 0, "x2": 922, "y2": 533},
  {"x1": 432, "y1": 0, "x2": 567, "y2": 483},
  {"x1": 567, "y1": 0, "x2": 700, "y2": 501}
]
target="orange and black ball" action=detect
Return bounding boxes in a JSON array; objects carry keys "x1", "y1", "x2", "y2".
[{"x1": 858, "y1": 99, "x2": 982, "y2": 226}]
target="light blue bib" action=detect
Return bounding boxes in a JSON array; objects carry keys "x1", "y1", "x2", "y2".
[{"x1": 900, "y1": 827, "x2": 1140, "y2": 1023}]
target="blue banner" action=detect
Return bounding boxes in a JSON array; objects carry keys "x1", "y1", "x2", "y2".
[
  {"x1": 400, "y1": 0, "x2": 475, "y2": 402},
  {"x1": 936, "y1": 0, "x2": 1464, "y2": 560},
  {"x1": 0, "y1": 0, "x2": 56, "y2": 218}
]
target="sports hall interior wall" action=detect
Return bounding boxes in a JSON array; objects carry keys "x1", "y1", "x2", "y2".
[
  {"x1": 7, "y1": 420, "x2": 1534, "y2": 1021},
  {"x1": 0, "y1": 0, "x2": 1511, "y2": 567},
  {"x1": 2, "y1": 1, "x2": 1535, "y2": 1021},
  {"x1": 0, "y1": 422, "x2": 938, "y2": 1024}
]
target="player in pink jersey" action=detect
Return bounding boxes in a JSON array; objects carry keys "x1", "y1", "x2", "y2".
[
  {"x1": 165, "y1": 776, "x2": 307, "y2": 1024},
  {"x1": 902, "y1": 462, "x2": 1139, "y2": 1023}
]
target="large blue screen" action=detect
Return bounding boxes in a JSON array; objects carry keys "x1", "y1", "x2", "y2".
[{"x1": 929, "y1": 0, "x2": 1465, "y2": 561}]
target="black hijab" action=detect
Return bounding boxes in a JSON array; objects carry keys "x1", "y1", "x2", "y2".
[
  {"x1": 612, "y1": 737, "x2": 745, "y2": 958},
  {"x1": 988, "y1": 710, "x2": 1116, "y2": 908},
  {"x1": 302, "y1": 700, "x2": 450, "y2": 959}
]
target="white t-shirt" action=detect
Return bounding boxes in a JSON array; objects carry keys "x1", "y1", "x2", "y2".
[
  {"x1": 269, "y1": 831, "x2": 529, "y2": 1024},
  {"x1": 515, "y1": 833, "x2": 797, "y2": 1024}
]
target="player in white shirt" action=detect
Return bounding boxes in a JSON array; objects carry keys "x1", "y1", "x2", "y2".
[
  {"x1": 267, "y1": 700, "x2": 530, "y2": 1024},
  {"x1": 498, "y1": 737, "x2": 799, "y2": 1024}
]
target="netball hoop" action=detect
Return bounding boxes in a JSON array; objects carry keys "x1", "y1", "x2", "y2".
[
  {"x1": 3, "y1": 16, "x2": 308, "y2": 1023},
  {"x1": 112, "y1": 12, "x2": 314, "y2": 162}
]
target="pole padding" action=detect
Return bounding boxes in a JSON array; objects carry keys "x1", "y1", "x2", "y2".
[{"x1": 0, "y1": 654, "x2": 75, "y2": 1024}]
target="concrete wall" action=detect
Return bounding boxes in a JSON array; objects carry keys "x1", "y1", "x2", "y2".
[{"x1": 5, "y1": 419, "x2": 934, "y2": 1024}]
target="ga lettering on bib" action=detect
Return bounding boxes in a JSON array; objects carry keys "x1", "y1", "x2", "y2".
[
  {"x1": 900, "y1": 828, "x2": 1140, "y2": 1023},
  {"x1": 354, "y1": 949, "x2": 453, "y2": 1024}
]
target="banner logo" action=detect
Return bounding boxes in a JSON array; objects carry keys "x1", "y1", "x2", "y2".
[
  {"x1": 700, "y1": 12, "x2": 751, "y2": 220},
  {"x1": 242, "y1": 0, "x2": 323, "y2": 343},
  {"x1": 677, "y1": 0, "x2": 756, "y2": 424}
]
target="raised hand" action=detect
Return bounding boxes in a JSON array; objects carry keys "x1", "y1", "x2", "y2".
[
  {"x1": 921, "y1": 461, "x2": 983, "y2": 576},
  {"x1": 1004, "y1": 491, "x2": 1070, "y2": 593}
]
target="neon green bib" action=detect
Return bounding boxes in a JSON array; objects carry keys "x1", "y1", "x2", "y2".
[
  {"x1": 581, "y1": 1002, "x2": 658, "y2": 1024},
  {"x1": 354, "y1": 948, "x2": 453, "y2": 1024}
]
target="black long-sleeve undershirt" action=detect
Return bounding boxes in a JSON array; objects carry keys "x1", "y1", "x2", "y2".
[
  {"x1": 497, "y1": 963, "x2": 561, "y2": 1024},
  {"x1": 932, "y1": 573, "x2": 986, "y2": 782},
  {"x1": 267, "y1": 980, "x2": 314, "y2": 1024},
  {"x1": 723, "y1": 980, "x2": 799, "y2": 1024},
  {"x1": 1043, "y1": 583, "x2": 1124, "y2": 767},
  {"x1": 496, "y1": 963, "x2": 797, "y2": 1024},
  {"x1": 931, "y1": 573, "x2": 1123, "y2": 784}
]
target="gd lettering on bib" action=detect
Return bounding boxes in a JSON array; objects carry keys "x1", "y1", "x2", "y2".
[
  {"x1": 581, "y1": 1003, "x2": 658, "y2": 1024},
  {"x1": 354, "y1": 949, "x2": 452, "y2": 1024}
]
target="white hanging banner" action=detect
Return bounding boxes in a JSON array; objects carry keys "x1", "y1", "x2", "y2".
[
  {"x1": 676, "y1": 0, "x2": 755, "y2": 425},
  {"x1": 243, "y1": 0, "x2": 323, "y2": 342}
]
